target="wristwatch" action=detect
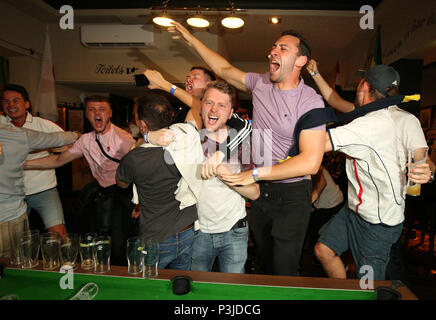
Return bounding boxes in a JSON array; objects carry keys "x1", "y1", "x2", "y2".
[
  {"x1": 252, "y1": 167, "x2": 261, "y2": 182},
  {"x1": 430, "y1": 170, "x2": 434, "y2": 183},
  {"x1": 310, "y1": 71, "x2": 319, "y2": 77},
  {"x1": 144, "y1": 132, "x2": 150, "y2": 144}
]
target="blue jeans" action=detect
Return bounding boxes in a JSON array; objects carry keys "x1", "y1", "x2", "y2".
[
  {"x1": 158, "y1": 226, "x2": 194, "y2": 270},
  {"x1": 25, "y1": 188, "x2": 64, "y2": 229},
  {"x1": 190, "y1": 225, "x2": 248, "y2": 274},
  {"x1": 318, "y1": 203, "x2": 403, "y2": 280}
]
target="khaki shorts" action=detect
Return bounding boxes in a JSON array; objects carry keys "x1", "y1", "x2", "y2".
[{"x1": 0, "y1": 213, "x2": 29, "y2": 258}]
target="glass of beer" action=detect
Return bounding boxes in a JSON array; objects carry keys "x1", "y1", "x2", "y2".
[{"x1": 406, "y1": 148, "x2": 428, "y2": 196}]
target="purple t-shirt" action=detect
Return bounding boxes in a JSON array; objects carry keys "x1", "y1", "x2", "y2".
[{"x1": 245, "y1": 72, "x2": 325, "y2": 183}]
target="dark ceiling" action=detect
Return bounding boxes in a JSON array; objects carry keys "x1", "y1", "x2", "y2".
[{"x1": 43, "y1": 0, "x2": 382, "y2": 11}]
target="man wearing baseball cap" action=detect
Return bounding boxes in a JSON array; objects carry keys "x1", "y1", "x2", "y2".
[{"x1": 305, "y1": 63, "x2": 432, "y2": 280}]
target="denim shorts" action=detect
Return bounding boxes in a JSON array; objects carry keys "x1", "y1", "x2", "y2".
[
  {"x1": 25, "y1": 188, "x2": 65, "y2": 229},
  {"x1": 318, "y1": 203, "x2": 402, "y2": 280}
]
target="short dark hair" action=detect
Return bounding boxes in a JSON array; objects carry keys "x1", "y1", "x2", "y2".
[
  {"x1": 367, "y1": 83, "x2": 399, "y2": 100},
  {"x1": 2, "y1": 84, "x2": 30, "y2": 102},
  {"x1": 281, "y1": 30, "x2": 311, "y2": 62},
  {"x1": 137, "y1": 93, "x2": 174, "y2": 131},
  {"x1": 190, "y1": 66, "x2": 216, "y2": 82},
  {"x1": 84, "y1": 95, "x2": 111, "y2": 106},
  {"x1": 204, "y1": 80, "x2": 236, "y2": 107}
]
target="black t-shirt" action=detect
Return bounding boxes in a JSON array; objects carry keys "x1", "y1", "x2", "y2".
[{"x1": 116, "y1": 146, "x2": 197, "y2": 242}]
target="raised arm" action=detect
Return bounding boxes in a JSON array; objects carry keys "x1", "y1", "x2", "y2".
[
  {"x1": 144, "y1": 69, "x2": 203, "y2": 130},
  {"x1": 24, "y1": 150, "x2": 81, "y2": 170},
  {"x1": 306, "y1": 59, "x2": 355, "y2": 113},
  {"x1": 168, "y1": 22, "x2": 247, "y2": 92}
]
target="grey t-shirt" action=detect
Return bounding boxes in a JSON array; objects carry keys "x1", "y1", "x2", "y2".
[
  {"x1": 0, "y1": 123, "x2": 77, "y2": 222},
  {"x1": 116, "y1": 147, "x2": 197, "y2": 242}
]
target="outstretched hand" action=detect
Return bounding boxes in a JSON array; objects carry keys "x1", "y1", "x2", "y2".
[
  {"x1": 167, "y1": 21, "x2": 194, "y2": 46},
  {"x1": 144, "y1": 69, "x2": 168, "y2": 90}
]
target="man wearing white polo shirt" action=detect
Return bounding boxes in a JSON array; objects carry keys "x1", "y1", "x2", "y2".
[{"x1": 1, "y1": 84, "x2": 69, "y2": 237}]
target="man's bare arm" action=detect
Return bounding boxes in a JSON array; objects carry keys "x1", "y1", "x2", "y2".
[
  {"x1": 168, "y1": 22, "x2": 247, "y2": 92},
  {"x1": 257, "y1": 129, "x2": 326, "y2": 180},
  {"x1": 306, "y1": 59, "x2": 355, "y2": 113},
  {"x1": 24, "y1": 150, "x2": 81, "y2": 170},
  {"x1": 220, "y1": 129, "x2": 326, "y2": 185},
  {"x1": 217, "y1": 164, "x2": 260, "y2": 200},
  {"x1": 144, "y1": 69, "x2": 203, "y2": 130}
]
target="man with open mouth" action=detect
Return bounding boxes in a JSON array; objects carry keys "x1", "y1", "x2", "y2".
[
  {"x1": 1, "y1": 84, "x2": 70, "y2": 239},
  {"x1": 140, "y1": 80, "x2": 259, "y2": 274},
  {"x1": 143, "y1": 67, "x2": 251, "y2": 152},
  {"x1": 167, "y1": 22, "x2": 325, "y2": 277},
  {"x1": 24, "y1": 95, "x2": 137, "y2": 266}
]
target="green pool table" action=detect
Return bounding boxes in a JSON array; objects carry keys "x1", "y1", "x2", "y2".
[{"x1": 0, "y1": 258, "x2": 416, "y2": 300}]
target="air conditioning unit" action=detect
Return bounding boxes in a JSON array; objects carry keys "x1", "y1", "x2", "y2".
[{"x1": 80, "y1": 24, "x2": 156, "y2": 48}]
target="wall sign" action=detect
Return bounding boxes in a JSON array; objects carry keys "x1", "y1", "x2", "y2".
[{"x1": 95, "y1": 64, "x2": 139, "y2": 75}]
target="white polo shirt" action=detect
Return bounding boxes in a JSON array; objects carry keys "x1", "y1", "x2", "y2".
[
  {"x1": 0, "y1": 113, "x2": 64, "y2": 195},
  {"x1": 329, "y1": 105, "x2": 427, "y2": 226}
]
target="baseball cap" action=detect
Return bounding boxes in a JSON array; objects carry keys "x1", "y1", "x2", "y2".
[{"x1": 364, "y1": 64, "x2": 400, "y2": 96}]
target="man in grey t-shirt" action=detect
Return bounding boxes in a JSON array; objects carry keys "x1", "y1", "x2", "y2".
[
  {"x1": 116, "y1": 93, "x2": 201, "y2": 271},
  {"x1": 168, "y1": 22, "x2": 325, "y2": 276}
]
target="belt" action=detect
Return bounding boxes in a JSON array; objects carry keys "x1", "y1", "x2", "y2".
[
  {"x1": 230, "y1": 216, "x2": 248, "y2": 230},
  {"x1": 179, "y1": 223, "x2": 194, "y2": 233}
]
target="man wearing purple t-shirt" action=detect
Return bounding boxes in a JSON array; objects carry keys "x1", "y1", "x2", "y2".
[{"x1": 168, "y1": 22, "x2": 325, "y2": 276}]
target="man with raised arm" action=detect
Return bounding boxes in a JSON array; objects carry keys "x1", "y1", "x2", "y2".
[
  {"x1": 297, "y1": 63, "x2": 430, "y2": 280},
  {"x1": 167, "y1": 22, "x2": 325, "y2": 276},
  {"x1": 305, "y1": 60, "x2": 434, "y2": 281},
  {"x1": 143, "y1": 68, "x2": 251, "y2": 152}
]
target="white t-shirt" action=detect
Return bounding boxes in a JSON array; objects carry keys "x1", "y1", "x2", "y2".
[
  {"x1": 197, "y1": 136, "x2": 248, "y2": 233},
  {"x1": 329, "y1": 105, "x2": 427, "y2": 226},
  {"x1": 0, "y1": 113, "x2": 64, "y2": 195}
]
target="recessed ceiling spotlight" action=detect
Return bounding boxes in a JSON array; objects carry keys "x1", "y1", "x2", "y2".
[{"x1": 268, "y1": 17, "x2": 281, "y2": 24}]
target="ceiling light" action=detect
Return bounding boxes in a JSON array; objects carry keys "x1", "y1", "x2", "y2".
[
  {"x1": 221, "y1": 1, "x2": 244, "y2": 29},
  {"x1": 221, "y1": 16, "x2": 244, "y2": 29},
  {"x1": 187, "y1": 7, "x2": 210, "y2": 28},
  {"x1": 153, "y1": 15, "x2": 175, "y2": 27},
  {"x1": 268, "y1": 17, "x2": 281, "y2": 24},
  {"x1": 152, "y1": 1, "x2": 174, "y2": 27},
  {"x1": 187, "y1": 16, "x2": 210, "y2": 28}
]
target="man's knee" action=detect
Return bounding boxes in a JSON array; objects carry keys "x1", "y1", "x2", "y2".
[{"x1": 314, "y1": 242, "x2": 336, "y2": 262}]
